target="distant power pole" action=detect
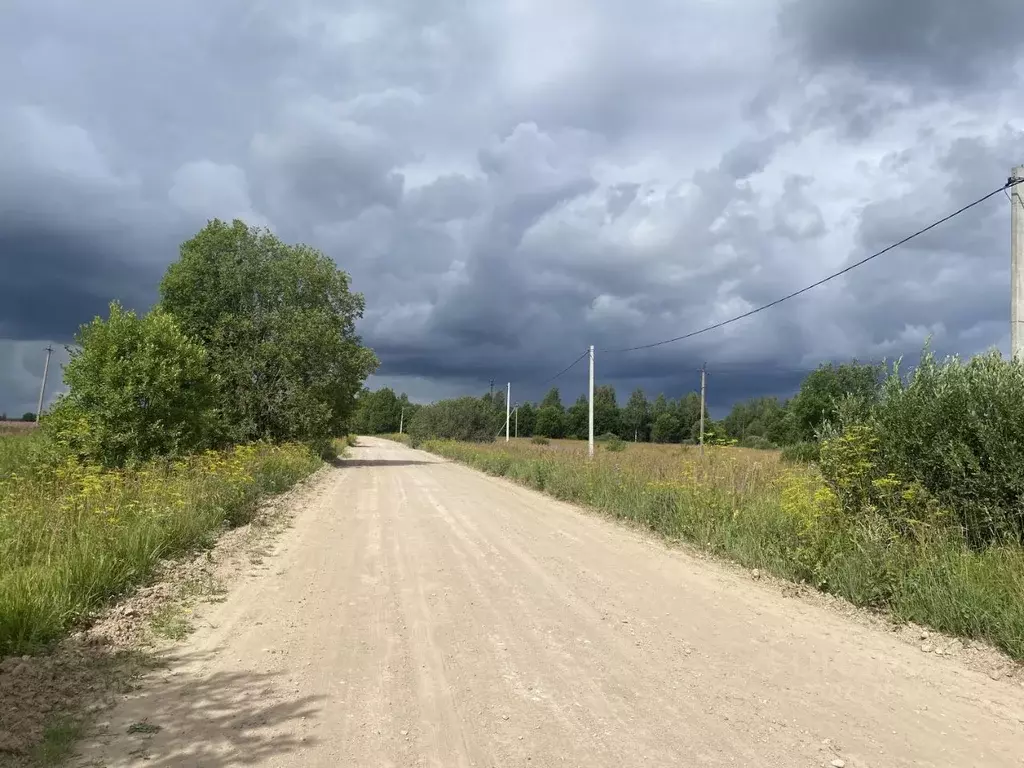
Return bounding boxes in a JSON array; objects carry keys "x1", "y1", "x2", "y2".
[
  {"x1": 588, "y1": 345, "x2": 595, "y2": 459},
  {"x1": 399, "y1": 406, "x2": 404, "y2": 435},
  {"x1": 514, "y1": 403, "x2": 519, "y2": 438},
  {"x1": 1012, "y1": 165, "x2": 1024, "y2": 359},
  {"x1": 36, "y1": 345, "x2": 53, "y2": 423},
  {"x1": 699, "y1": 363, "x2": 707, "y2": 457},
  {"x1": 506, "y1": 382, "x2": 511, "y2": 442},
  {"x1": 490, "y1": 379, "x2": 495, "y2": 399}
]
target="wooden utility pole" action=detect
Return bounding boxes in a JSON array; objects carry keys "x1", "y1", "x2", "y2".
[
  {"x1": 1012, "y1": 165, "x2": 1024, "y2": 359},
  {"x1": 699, "y1": 363, "x2": 706, "y2": 457},
  {"x1": 36, "y1": 345, "x2": 53, "y2": 423}
]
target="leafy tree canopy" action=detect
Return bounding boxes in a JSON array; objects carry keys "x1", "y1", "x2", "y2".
[
  {"x1": 46, "y1": 302, "x2": 217, "y2": 467},
  {"x1": 159, "y1": 219, "x2": 378, "y2": 447}
]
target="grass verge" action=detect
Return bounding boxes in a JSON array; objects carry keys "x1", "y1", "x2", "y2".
[
  {"x1": 422, "y1": 439, "x2": 1024, "y2": 660},
  {"x1": 0, "y1": 442, "x2": 321, "y2": 656},
  {"x1": 332, "y1": 434, "x2": 358, "y2": 455}
]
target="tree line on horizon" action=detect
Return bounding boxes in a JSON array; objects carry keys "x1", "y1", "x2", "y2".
[
  {"x1": 350, "y1": 360, "x2": 883, "y2": 449},
  {"x1": 0, "y1": 413, "x2": 36, "y2": 423}
]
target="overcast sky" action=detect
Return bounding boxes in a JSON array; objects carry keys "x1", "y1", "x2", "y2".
[{"x1": 2, "y1": 0, "x2": 1023, "y2": 417}]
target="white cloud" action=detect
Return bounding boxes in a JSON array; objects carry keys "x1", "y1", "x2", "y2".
[{"x1": 169, "y1": 160, "x2": 270, "y2": 229}]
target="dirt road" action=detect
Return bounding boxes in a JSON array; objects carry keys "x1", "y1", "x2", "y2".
[{"x1": 77, "y1": 437, "x2": 1024, "y2": 767}]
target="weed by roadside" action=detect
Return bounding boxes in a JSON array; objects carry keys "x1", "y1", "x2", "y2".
[
  {"x1": 332, "y1": 435, "x2": 357, "y2": 457},
  {"x1": 0, "y1": 442, "x2": 320, "y2": 656},
  {"x1": 149, "y1": 604, "x2": 192, "y2": 641},
  {"x1": 28, "y1": 716, "x2": 84, "y2": 766}
]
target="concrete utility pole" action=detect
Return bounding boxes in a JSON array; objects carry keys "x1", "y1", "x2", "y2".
[
  {"x1": 699, "y1": 363, "x2": 707, "y2": 457},
  {"x1": 588, "y1": 345, "x2": 595, "y2": 459},
  {"x1": 506, "y1": 382, "x2": 511, "y2": 442},
  {"x1": 399, "y1": 406, "x2": 404, "y2": 435},
  {"x1": 36, "y1": 345, "x2": 53, "y2": 423},
  {"x1": 1012, "y1": 165, "x2": 1024, "y2": 359}
]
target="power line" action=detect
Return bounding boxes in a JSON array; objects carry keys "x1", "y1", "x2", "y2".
[
  {"x1": 601, "y1": 178, "x2": 1023, "y2": 355},
  {"x1": 535, "y1": 348, "x2": 591, "y2": 386}
]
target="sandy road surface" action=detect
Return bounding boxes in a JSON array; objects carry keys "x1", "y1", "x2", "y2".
[{"x1": 77, "y1": 437, "x2": 1024, "y2": 767}]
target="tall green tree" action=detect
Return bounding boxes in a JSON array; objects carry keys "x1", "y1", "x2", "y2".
[
  {"x1": 540, "y1": 388, "x2": 564, "y2": 411},
  {"x1": 45, "y1": 302, "x2": 218, "y2": 467},
  {"x1": 351, "y1": 387, "x2": 405, "y2": 434},
  {"x1": 534, "y1": 387, "x2": 567, "y2": 438},
  {"x1": 517, "y1": 401, "x2": 536, "y2": 437},
  {"x1": 651, "y1": 412, "x2": 681, "y2": 443},
  {"x1": 651, "y1": 394, "x2": 670, "y2": 422},
  {"x1": 787, "y1": 361, "x2": 883, "y2": 442},
  {"x1": 534, "y1": 405, "x2": 566, "y2": 438},
  {"x1": 159, "y1": 219, "x2": 378, "y2": 447},
  {"x1": 566, "y1": 395, "x2": 589, "y2": 439},
  {"x1": 621, "y1": 388, "x2": 649, "y2": 441},
  {"x1": 593, "y1": 385, "x2": 620, "y2": 437},
  {"x1": 675, "y1": 392, "x2": 704, "y2": 441},
  {"x1": 723, "y1": 396, "x2": 791, "y2": 445}
]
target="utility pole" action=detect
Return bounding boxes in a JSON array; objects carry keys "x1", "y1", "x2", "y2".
[
  {"x1": 36, "y1": 345, "x2": 53, "y2": 423},
  {"x1": 1012, "y1": 165, "x2": 1024, "y2": 359},
  {"x1": 699, "y1": 363, "x2": 707, "y2": 457},
  {"x1": 588, "y1": 345, "x2": 595, "y2": 459},
  {"x1": 514, "y1": 403, "x2": 518, "y2": 438},
  {"x1": 399, "y1": 406, "x2": 404, "y2": 435},
  {"x1": 506, "y1": 382, "x2": 511, "y2": 442}
]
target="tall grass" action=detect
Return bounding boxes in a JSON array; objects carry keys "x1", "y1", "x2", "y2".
[
  {"x1": 0, "y1": 441, "x2": 320, "y2": 655},
  {"x1": 424, "y1": 439, "x2": 1024, "y2": 659},
  {"x1": 0, "y1": 431, "x2": 46, "y2": 478}
]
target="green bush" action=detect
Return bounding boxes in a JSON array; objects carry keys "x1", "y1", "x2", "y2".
[
  {"x1": 44, "y1": 302, "x2": 219, "y2": 468},
  {"x1": 739, "y1": 435, "x2": 776, "y2": 450},
  {"x1": 407, "y1": 397, "x2": 499, "y2": 446},
  {"x1": 781, "y1": 441, "x2": 820, "y2": 464},
  {"x1": 829, "y1": 349, "x2": 1024, "y2": 546},
  {"x1": 530, "y1": 435, "x2": 550, "y2": 446},
  {"x1": 602, "y1": 435, "x2": 626, "y2": 452}
]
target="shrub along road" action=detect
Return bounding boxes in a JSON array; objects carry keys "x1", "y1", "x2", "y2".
[{"x1": 76, "y1": 438, "x2": 1023, "y2": 767}]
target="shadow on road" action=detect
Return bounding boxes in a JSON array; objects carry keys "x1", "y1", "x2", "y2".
[
  {"x1": 74, "y1": 649, "x2": 324, "y2": 767},
  {"x1": 331, "y1": 458, "x2": 441, "y2": 468}
]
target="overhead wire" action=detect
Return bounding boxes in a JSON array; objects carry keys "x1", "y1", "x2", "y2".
[
  {"x1": 600, "y1": 178, "x2": 1024, "y2": 355},
  {"x1": 533, "y1": 348, "x2": 590, "y2": 386},
  {"x1": 495, "y1": 176, "x2": 1022, "y2": 398}
]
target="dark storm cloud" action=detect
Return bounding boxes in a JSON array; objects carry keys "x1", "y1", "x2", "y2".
[
  {"x1": 0, "y1": 223, "x2": 159, "y2": 341},
  {"x1": 779, "y1": 0, "x2": 1024, "y2": 90},
  {"x1": 2, "y1": 0, "x2": 1023, "y2": 416}
]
